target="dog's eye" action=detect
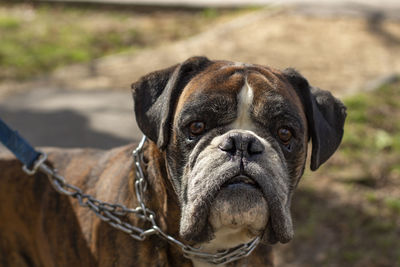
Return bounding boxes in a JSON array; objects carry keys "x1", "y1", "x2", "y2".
[
  {"x1": 277, "y1": 127, "x2": 292, "y2": 145},
  {"x1": 189, "y1": 121, "x2": 206, "y2": 137}
]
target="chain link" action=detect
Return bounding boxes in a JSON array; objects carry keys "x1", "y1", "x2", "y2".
[{"x1": 35, "y1": 136, "x2": 260, "y2": 265}]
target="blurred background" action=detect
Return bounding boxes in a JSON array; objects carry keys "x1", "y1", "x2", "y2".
[{"x1": 0, "y1": 0, "x2": 399, "y2": 266}]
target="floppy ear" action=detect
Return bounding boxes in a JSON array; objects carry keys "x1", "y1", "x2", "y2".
[
  {"x1": 131, "y1": 56, "x2": 212, "y2": 149},
  {"x1": 283, "y1": 68, "x2": 347, "y2": 171}
]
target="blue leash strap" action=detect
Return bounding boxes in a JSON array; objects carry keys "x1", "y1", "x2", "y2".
[{"x1": 0, "y1": 118, "x2": 45, "y2": 174}]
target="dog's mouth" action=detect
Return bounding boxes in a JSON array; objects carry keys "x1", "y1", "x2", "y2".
[
  {"x1": 208, "y1": 174, "x2": 268, "y2": 238},
  {"x1": 220, "y1": 175, "x2": 261, "y2": 190},
  {"x1": 180, "y1": 152, "x2": 293, "y2": 245}
]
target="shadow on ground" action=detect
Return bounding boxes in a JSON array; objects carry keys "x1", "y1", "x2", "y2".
[
  {"x1": 276, "y1": 185, "x2": 400, "y2": 267},
  {"x1": 0, "y1": 108, "x2": 135, "y2": 149}
]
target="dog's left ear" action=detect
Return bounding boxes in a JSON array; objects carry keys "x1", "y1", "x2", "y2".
[
  {"x1": 283, "y1": 68, "x2": 347, "y2": 171},
  {"x1": 131, "y1": 56, "x2": 212, "y2": 149}
]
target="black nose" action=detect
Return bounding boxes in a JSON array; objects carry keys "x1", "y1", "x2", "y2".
[{"x1": 218, "y1": 132, "x2": 264, "y2": 157}]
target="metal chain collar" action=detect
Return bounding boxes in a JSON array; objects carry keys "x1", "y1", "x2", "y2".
[{"x1": 28, "y1": 136, "x2": 260, "y2": 265}]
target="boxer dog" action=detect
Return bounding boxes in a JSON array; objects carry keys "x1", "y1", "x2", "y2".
[{"x1": 0, "y1": 56, "x2": 346, "y2": 267}]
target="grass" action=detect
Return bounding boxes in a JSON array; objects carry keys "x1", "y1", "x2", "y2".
[
  {"x1": 337, "y1": 79, "x2": 400, "y2": 185},
  {"x1": 0, "y1": 3, "x2": 243, "y2": 82}
]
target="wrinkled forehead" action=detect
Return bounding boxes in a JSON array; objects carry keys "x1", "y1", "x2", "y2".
[{"x1": 175, "y1": 61, "x2": 303, "y2": 114}]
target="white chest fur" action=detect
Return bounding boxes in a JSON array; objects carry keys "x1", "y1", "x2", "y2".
[{"x1": 191, "y1": 228, "x2": 253, "y2": 267}]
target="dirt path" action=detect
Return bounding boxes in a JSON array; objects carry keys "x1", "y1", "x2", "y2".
[{"x1": 2, "y1": 7, "x2": 399, "y2": 99}]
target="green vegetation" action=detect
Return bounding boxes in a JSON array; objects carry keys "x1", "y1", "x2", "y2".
[
  {"x1": 338, "y1": 80, "x2": 400, "y2": 186},
  {"x1": 0, "y1": 3, "x2": 236, "y2": 81}
]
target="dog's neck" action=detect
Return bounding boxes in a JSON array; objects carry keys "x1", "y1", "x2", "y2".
[
  {"x1": 139, "y1": 142, "x2": 192, "y2": 266},
  {"x1": 141, "y1": 142, "x2": 181, "y2": 233}
]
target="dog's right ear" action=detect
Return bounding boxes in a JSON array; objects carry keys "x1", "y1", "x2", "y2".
[{"x1": 131, "y1": 56, "x2": 212, "y2": 150}]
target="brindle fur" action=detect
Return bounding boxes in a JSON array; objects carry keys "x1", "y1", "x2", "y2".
[{"x1": 0, "y1": 56, "x2": 345, "y2": 267}]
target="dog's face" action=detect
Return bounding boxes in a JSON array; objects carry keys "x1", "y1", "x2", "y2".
[
  {"x1": 132, "y1": 57, "x2": 346, "y2": 247},
  {"x1": 168, "y1": 63, "x2": 308, "y2": 245}
]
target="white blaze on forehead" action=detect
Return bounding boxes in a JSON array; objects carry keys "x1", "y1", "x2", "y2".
[
  {"x1": 221, "y1": 61, "x2": 253, "y2": 68},
  {"x1": 231, "y1": 80, "x2": 254, "y2": 131},
  {"x1": 232, "y1": 61, "x2": 252, "y2": 67}
]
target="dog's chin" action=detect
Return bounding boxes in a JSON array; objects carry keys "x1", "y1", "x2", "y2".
[
  {"x1": 179, "y1": 174, "x2": 272, "y2": 244},
  {"x1": 208, "y1": 180, "x2": 268, "y2": 238}
]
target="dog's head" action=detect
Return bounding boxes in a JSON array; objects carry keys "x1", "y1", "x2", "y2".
[{"x1": 131, "y1": 57, "x2": 346, "y2": 247}]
